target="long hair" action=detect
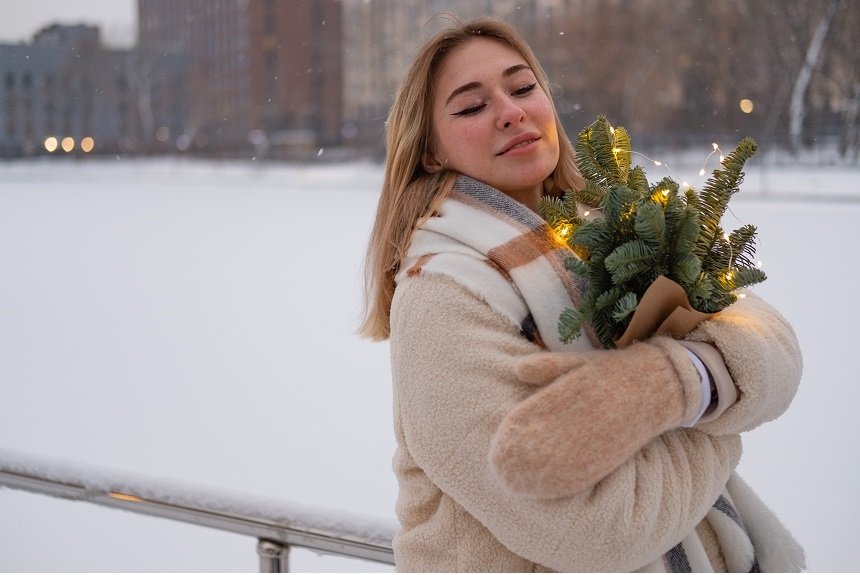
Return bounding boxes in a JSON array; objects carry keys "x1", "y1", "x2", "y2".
[{"x1": 359, "y1": 17, "x2": 584, "y2": 340}]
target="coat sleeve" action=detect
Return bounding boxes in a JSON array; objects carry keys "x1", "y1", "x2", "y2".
[
  {"x1": 390, "y1": 273, "x2": 742, "y2": 572},
  {"x1": 685, "y1": 292, "x2": 803, "y2": 436}
]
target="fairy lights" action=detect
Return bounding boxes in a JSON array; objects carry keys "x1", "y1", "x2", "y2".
[
  {"x1": 697, "y1": 143, "x2": 725, "y2": 175},
  {"x1": 602, "y1": 124, "x2": 765, "y2": 299},
  {"x1": 601, "y1": 119, "x2": 731, "y2": 186},
  {"x1": 629, "y1": 150, "x2": 672, "y2": 173},
  {"x1": 552, "y1": 222, "x2": 576, "y2": 247}
]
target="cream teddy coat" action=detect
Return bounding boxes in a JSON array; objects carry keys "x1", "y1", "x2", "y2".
[{"x1": 390, "y1": 272, "x2": 804, "y2": 572}]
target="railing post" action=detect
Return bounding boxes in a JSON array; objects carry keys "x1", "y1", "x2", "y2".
[{"x1": 257, "y1": 539, "x2": 289, "y2": 573}]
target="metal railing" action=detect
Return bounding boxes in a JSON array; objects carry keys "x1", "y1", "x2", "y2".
[{"x1": 0, "y1": 449, "x2": 396, "y2": 572}]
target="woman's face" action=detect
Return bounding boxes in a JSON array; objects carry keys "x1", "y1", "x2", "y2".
[{"x1": 427, "y1": 37, "x2": 559, "y2": 208}]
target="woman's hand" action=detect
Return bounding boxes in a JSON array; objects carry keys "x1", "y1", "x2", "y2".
[
  {"x1": 490, "y1": 337, "x2": 704, "y2": 499},
  {"x1": 684, "y1": 292, "x2": 803, "y2": 436}
]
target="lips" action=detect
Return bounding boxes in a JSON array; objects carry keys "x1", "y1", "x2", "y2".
[{"x1": 497, "y1": 133, "x2": 541, "y2": 156}]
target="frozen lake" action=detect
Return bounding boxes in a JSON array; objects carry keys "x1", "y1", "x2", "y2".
[{"x1": 1, "y1": 156, "x2": 858, "y2": 571}]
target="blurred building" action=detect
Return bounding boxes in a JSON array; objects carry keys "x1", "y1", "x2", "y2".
[
  {"x1": 3, "y1": 1, "x2": 853, "y2": 160},
  {"x1": 340, "y1": 0, "x2": 571, "y2": 152},
  {"x1": 0, "y1": 25, "x2": 144, "y2": 157},
  {"x1": 138, "y1": 0, "x2": 343, "y2": 158}
]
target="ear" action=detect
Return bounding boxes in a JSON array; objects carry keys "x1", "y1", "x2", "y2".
[{"x1": 422, "y1": 151, "x2": 445, "y2": 173}]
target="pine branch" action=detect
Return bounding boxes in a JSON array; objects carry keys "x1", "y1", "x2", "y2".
[
  {"x1": 694, "y1": 138, "x2": 758, "y2": 261},
  {"x1": 539, "y1": 117, "x2": 766, "y2": 348},
  {"x1": 579, "y1": 180, "x2": 607, "y2": 207}
]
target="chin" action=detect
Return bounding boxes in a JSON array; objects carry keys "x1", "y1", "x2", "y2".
[{"x1": 506, "y1": 165, "x2": 554, "y2": 188}]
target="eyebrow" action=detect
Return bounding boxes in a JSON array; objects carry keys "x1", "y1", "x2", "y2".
[{"x1": 444, "y1": 64, "x2": 533, "y2": 106}]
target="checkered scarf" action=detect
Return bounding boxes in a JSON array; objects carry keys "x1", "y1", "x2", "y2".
[
  {"x1": 398, "y1": 175, "x2": 597, "y2": 353},
  {"x1": 659, "y1": 490, "x2": 760, "y2": 572}
]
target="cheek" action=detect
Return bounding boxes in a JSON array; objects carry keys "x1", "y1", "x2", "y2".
[
  {"x1": 536, "y1": 98, "x2": 555, "y2": 127},
  {"x1": 535, "y1": 99, "x2": 559, "y2": 149},
  {"x1": 460, "y1": 126, "x2": 486, "y2": 151},
  {"x1": 441, "y1": 123, "x2": 485, "y2": 161}
]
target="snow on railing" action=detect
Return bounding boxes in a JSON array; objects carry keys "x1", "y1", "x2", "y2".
[{"x1": 0, "y1": 448, "x2": 396, "y2": 572}]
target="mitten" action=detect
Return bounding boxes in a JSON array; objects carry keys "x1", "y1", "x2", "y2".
[{"x1": 489, "y1": 336, "x2": 704, "y2": 499}]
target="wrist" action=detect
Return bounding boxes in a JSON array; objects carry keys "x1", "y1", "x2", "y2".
[
  {"x1": 677, "y1": 340, "x2": 738, "y2": 424},
  {"x1": 683, "y1": 348, "x2": 712, "y2": 426}
]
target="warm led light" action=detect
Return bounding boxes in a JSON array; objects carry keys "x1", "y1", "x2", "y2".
[
  {"x1": 61, "y1": 137, "x2": 75, "y2": 152},
  {"x1": 612, "y1": 147, "x2": 622, "y2": 153},
  {"x1": 81, "y1": 137, "x2": 95, "y2": 153},
  {"x1": 109, "y1": 492, "x2": 144, "y2": 503},
  {"x1": 654, "y1": 161, "x2": 662, "y2": 166},
  {"x1": 698, "y1": 169, "x2": 706, "y2": 176},
  {"x1": 583, "y1": 210, "x2": 590, "y2": 217},
  {"x1": 756, "y1": 260, "x2": 763, "y2": 268},
  {"x1": 44, "y1": 136, "x2": 58, "y2": 152},
  {"x1": 712, "y1": 143, "x2": 719, "y2": 150},
  {"x1": 555, "y1": 223, "x2": 573, "y2": 240},
  {"x1": 739, "y1": 99, "x2": 754, "y2": 113},
  {"x1": 738, "y1": 293, "x2": 747, "y2": 299},
  {"x1": 661, "y1": 189, "x2": 669, "y2": 196}
]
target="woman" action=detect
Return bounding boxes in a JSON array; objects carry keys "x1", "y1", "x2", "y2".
[{"x1": 361, "y1": 17, "x2": 804, "y2": 573}]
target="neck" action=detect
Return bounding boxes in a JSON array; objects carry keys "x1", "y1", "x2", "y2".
[{"x1": 503, "y1": 186, "x2": 541, "y2": 214}]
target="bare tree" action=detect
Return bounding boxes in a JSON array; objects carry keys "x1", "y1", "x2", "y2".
[{"x1": 788, "y1": 0, "x2": 842, "y2": 152}]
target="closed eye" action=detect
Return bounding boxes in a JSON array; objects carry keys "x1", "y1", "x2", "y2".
[
  {"x1": 513, "y1": 83, "x2": 537, "y2": 97},
  {"x1": 451, "y1": 102, "x2": 487, "y2": 116},
  {"x1": 450, "y1": 82, "x2": 536, "y2": 116}
]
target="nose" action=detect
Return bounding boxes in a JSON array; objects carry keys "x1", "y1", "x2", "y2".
[{"x1": 496, "y1": 96, "x2": 525, "y2": 130}]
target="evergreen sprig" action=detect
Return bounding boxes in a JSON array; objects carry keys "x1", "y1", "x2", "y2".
[{"x1": 539, "y1": 116, "x2": 766, "y2": 348}]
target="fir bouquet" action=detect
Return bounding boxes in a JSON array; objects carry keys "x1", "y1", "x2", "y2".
[{"x1": 541, "y1": 116, "x2": 766, "y2": 349}]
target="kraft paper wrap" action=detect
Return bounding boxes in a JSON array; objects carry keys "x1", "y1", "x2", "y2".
[{"x1": 614, "y1": 276, "x2": 713, "y2": 348}]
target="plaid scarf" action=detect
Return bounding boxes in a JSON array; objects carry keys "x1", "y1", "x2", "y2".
[
  {"x1": 398, "y1": 175, "x2": 596, "y2": 352},
  {"x1": 660, "y1": 490, "x2": 760, "y2": 572},
  {"x1": 398, "y1": 175, "x2": 797, "y2": 573}
]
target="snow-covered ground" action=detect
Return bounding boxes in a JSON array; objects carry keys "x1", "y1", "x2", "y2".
[{"x1": 0, "y1": 155, "x2": 858, "y2": 572}]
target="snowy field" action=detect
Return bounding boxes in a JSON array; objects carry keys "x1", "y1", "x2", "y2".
[{"x1": 0, "y1": 155, "x2": 858, "y2": 572}]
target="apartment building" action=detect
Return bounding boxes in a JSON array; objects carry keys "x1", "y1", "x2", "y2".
[
  {"x1": 138, "y1": 0, "x2": 343, "y2": 156},
  {"x1": 0, "y1": 25, "x2": 141, "y2": 157}
]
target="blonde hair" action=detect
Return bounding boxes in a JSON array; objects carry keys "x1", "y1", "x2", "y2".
[{"x1": 359, "y1": 17, "x2": 584, "y2": 340}]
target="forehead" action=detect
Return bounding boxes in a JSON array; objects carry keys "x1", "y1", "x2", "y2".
[{"x1": 435, "y1": 37, "x2": 528, "y2": 93}]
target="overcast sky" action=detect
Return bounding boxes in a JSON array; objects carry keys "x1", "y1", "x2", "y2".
[{"x1": 0, "y1": 0, "x2": 136, "y2": 47}]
